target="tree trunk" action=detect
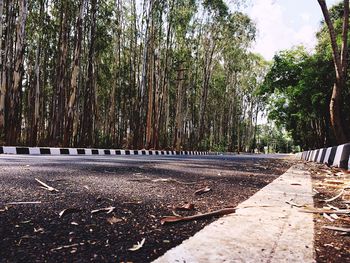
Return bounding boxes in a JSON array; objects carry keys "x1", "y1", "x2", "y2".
[
  {"x1": 64, "y1": 0, "x2": 84, "y2": 147},
  {"x1": 198, "y1": 37, "x2": 216, "y2": 144},
  {"x1": 81, "y1": 0, "x2": 97, "y2": 147},
  {"x1": 29, "y1": 0, "x2": 45, "y2": 146},
  {"x1": 7, "y1": 0, "x2": 28, "y2": 145},
  {"x1": 173, "y1": 64, "x2": 185, "y2": 150},
  {"x1": 145, "y1": 36, "x2": 154, "y2": 149},
  {"x1": 317, "y1": 0, "x2": 349, "y2": 143},
  {"x1": 0, "y1": 0, "x2": 5, "y2": 142},
  {"x1": 50, "y1": 1, "x2": 69, "y2": 146},
  {"x1": 31, "y1": 39, "x2": 41, "y2": 146}
]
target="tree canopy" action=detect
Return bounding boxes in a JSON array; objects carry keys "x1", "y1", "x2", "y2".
[
  {"x1": 260, "y1": 1, "x2": 350, "y2": 149},
  {"x1": 0, "y1": 0, "x2": 268, "y2": 152}
]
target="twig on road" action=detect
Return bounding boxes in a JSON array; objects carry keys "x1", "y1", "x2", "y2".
[
  {"x1": 35, "y1": 178, "x2": 59, "y2": 192},
  {"x1": 161, "y1": 207, "x2": 236, "y2": 224},
  {"x1": 6, "y1": 201, "x2": 42, "y2": 205}
]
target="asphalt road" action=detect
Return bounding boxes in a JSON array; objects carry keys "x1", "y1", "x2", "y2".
[{"x1": 0, "y1": 154, "x2": 293, "y2": 262}]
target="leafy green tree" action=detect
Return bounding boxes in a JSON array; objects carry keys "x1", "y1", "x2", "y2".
[{"x1": 317, "y1": 0, "x2": 349, "y2": 143}]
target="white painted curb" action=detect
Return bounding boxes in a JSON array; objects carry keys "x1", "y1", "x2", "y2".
[
  {"x1": 299, "y1": 143, "x2": 350, "y2": 169},
  {"x1": 0, "y1": 146, "x2": 216, "y2": 157}
]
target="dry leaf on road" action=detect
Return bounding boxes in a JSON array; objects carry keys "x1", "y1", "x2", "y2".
[
  {"x1": 51, "y1": 243, "x2": 80, "y2": 252},
  {"x1": 128, "y1": 238, "x2": 145, "y2": 251},
  {"x1": 300, "y1": 208, "x2": 350, "y2": 214},
  {"x1": 91, "y1": 206, "x2": 115, "y2": 214},
  {"x1": 194, "y1": 186, "x2": 211, "y2": 195},
  {"x1": 59, "y1": 208, "x2": 81, "y2": 218},
  {"x1": 322, "y1": 226, "x2": 350, "y2": 233}
]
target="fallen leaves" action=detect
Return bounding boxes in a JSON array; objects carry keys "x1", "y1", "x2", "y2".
[
  {"x1": 59, "y1": 208, "x2": 81, "y2": 218},
  {"x1": 35, "y1": 178, "x2": 59, "y2": 192},
  {"x1": 309, "y1": 162, "x2": 350, "y2": 258},
  {"x1": 161, "y1": 207, "x2": 236, "y2": 224},
  {"x1": 0, "y1": 206, "x2": 9, "y2": 212},
  {"x1": 322, "y1": 213, "x2": 334, "y2": 222},
  {"x1": 299, "y1": 208, "x2": 350, "y2": 215},
  {"x1": 91, "y1": 206, "x2": 115, "y2": 214},
  {"x1": 322, "y1": 225, "x2": 350, "y2": 233},
  {"x1": 324, "y1": 179, "x2": 346, "y2": 185},
  {"x1": 323, "y1": 189, "x2": 345, "y2": 202},
  {"x1": 34, "y1": 227, "x2": 45, "y2": 234},
  {"x1": 51, "y1": 243, "x2": 82, "y2": 252},
  {"x1": 128, "y1": 238, "x2": 145, "y2": 251},
  {"x1": 194, "y1": 186, "x2": 211, "y2": 195},
  {"x1": 106, "y1": 216, "x2": 122, "y2": 225}
]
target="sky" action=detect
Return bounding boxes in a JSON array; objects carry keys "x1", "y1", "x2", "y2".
[{"x1": 242, "y1": 0, "x2": 341, "y2": 60}]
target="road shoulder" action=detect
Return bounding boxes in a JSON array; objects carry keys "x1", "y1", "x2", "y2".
[{"x1": 153, "y1": 164, "x2": 315, "y2": 263}]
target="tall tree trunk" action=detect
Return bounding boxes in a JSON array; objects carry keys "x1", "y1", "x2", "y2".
[
  {"x1": 137, "y1": 0, "x2": 152, "y2": 148},
  {"x1": 157, "y1": 2, "x2": 173, "y2": 149},
  {"x1": 108, "y1": 0, "x2": 122, "y2": 146},
  {"x1": 317, "y1": 0, "x2": 349, "y2": 143},
  {"x1": 50, "y1": 1, "x2": 68, "y2": 146},
  {"x1": 173, "y1": 64, "x2": 185, "y2": 150},
  {"x1": 81, "y1": 0, "x2": 97, "y2": 146},
  {"x1": 31, "y1": 39, "x2": 41, "y2": 146},
  {"x1": 145, "y1": 21, "x2": 154, "y2": 149},
  {"x1": 198, "y1": 38, "x2": 215, "y2": 144},
  {"x1": 0, "y1": 0, "x2": 5, "y2": 142},
  {"x1": 64, "y1": 0, "x2": 85, "y2": 146},
  {"x1": 29, "y1": 0, "x2": 45, "y2": 146},
  {"x1": 7, "y1": 0, "x2": 28, "y2": 145},
  {"x1": 130, "y1": 0, "x2": 139, "y2": 148}
]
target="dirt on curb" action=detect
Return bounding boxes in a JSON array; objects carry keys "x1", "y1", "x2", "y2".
[
  {"x1": 307, "y1": 162, "x2": 350, "y2": 263},
  {"x1": 0, "y1": 155, "x2": 292, "y2": 263}
]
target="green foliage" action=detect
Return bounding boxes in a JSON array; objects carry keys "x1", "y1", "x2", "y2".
[
  {"x1": 1, "y1": 0, "x2": 269, "y2": 152},
  {"x1": 260, "y1": 1, "x2": 350, "y2": 150},
  {"x1": 257, "y1": 124, "x2": 294, "y2": 153},
  {"x1": 202, "y1": 0, "x2": 229, "y2": 17},
  {"x1": 259, "y1": 46, "x2": 335, "y2": 149}
]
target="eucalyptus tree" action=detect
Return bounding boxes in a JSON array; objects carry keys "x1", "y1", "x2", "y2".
[
  {"x1": 0, "y1": 0, "x2": 4, "y2": 142},
  {"x1": 64, "y1": 0, "x2": 86, "y2": 147},
  {"x1": 0, "y1": 0, "x2": 268, "y2": 152}
]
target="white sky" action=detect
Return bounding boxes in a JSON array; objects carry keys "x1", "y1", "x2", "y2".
[{"x1": 242, "y1": 0, "x2": 341, "y2": 60}]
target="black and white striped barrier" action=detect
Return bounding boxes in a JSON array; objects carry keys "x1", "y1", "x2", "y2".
[
  {"x1": 0, "y1": 146, "x2": 216, "y2": 156},
  {"x1": 300, "y1": 143, "x2": 350, "y2": 170}
]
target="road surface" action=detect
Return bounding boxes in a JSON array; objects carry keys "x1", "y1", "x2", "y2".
[{"x1": 0, "y1": 154, "x2": 293, "y2": 262}]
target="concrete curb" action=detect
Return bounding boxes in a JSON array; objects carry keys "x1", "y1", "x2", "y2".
[
  {"x1": 153, "y1": 164, "x2": 315, "y2": 263},
  {"x1": 300, "y1": 143, "x2": 350, "y2": 170},
  {"x1": 0, "y1": 146, "x2": 215, "y2": 156}
]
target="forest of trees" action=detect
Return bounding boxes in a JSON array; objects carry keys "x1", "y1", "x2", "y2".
[
  {"x1": 260, "y1": 1, "x2": 350, "y2": 150},
  {"x1": 1, "y1": 0, "x2": 348, "y2": 153},
  {"x1": 0, "y1": 0, "x2": 269, "y2": 151}
]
